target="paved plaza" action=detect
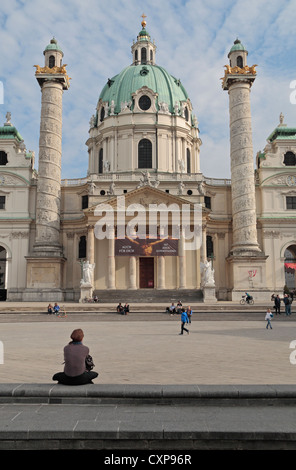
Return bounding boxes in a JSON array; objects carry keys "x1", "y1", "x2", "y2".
[
  {"x1": 1, "y1": 305, "x2": 296, "y2": 386},
  {"x1": 1, "y1": 304, "x2": 296, "y2": 452}
]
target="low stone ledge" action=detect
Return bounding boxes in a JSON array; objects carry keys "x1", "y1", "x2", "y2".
[{"x1": 1, "y1": 383, "x2": 296, "y2": 404}]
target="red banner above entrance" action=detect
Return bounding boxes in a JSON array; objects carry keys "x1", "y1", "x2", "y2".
[
  {"x1": 285, "y1": 262, "x2": 296, "y2": 271},
  {"x1": 115, "y1": 237, "x2": 178, "y2": 256}
]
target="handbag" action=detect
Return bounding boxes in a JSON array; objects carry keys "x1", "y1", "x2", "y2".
[{"x1": 85, "y1": 354, "x2": 95, "y2": 371}]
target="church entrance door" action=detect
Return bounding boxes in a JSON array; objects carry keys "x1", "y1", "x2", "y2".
[{"x1": 139, "y1": 257, "x2": 154, "y2": 288}]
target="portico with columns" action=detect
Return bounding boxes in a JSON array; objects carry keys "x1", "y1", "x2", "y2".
[{"x1": 80, "y1": 185, "x2": 204, "y2": 292}]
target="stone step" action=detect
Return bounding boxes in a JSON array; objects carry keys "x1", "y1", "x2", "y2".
[
  {"x1": 1, "y1": 384, "x2": 296, "y2": 450},
  {"x1": 93, "y1": 289, "x2": 203, "y2": 303}
]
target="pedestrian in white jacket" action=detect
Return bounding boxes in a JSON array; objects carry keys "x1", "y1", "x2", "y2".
[{"x1": 265, "y1": 308, "x2": 273, "y2": 329}]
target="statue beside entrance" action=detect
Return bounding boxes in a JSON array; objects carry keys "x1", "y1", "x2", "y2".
[
  {"x1": 200, "y1": 260, "x2": 217, "y2": 303},
  {"x1": 79, "y1": 260, "x2": 95, "y2": 302}
]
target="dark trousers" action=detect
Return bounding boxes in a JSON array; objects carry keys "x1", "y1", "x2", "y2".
[
  {"x1": 180, "y1": 322, "x2": 189, "y2": 334},
  {"x1": 52, "y1": 371, "x2": 98, "y2": 385}
]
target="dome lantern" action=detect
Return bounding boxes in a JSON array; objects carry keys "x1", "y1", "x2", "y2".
[
  {"x1": 228, "y1": 38, "x2": 248, "y2": 68},
  {"x1": 43, "y1": 37, "x2": 64, "y2": 68},
  {"x1": 131, "y1": 14, "x2": 156, "y2": 66}
]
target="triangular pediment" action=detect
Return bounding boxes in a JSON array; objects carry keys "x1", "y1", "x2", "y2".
[{"x1": 86, "y1": 185, "x2": 196, "y2": 214}]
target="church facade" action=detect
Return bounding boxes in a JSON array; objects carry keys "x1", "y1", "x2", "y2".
[{"x1": 0, "y1": 20, "x2": 295, "y2": 302}]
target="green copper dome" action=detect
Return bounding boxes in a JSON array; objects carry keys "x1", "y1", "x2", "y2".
[
  {"x1": 44, "y1": 37, "x2": 63, "y2": 54},
  {"x1": 99, "y1": 64, "x2": 189, "y2": 115},
  {"x1": 229, "y1": 38, "x2": 247, "y2": 53}
]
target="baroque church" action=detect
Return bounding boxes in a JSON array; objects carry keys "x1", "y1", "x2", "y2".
[{"x1": 0, "y1": 18, "x2": 295, "y2": 303}]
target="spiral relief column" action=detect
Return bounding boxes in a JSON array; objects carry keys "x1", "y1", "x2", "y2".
[
  {"x1": 222, "y1": 39, "x2": 267, "y2": 300},
  {"x1": 228, "y1": 81, "x2": 260, "y2": 254},
  {"x1": 25, "y1": 39, "x2": 70, "y2": 300},
  {"x1": 34, "y1": 80, "x2": 64, "y2": 255}
]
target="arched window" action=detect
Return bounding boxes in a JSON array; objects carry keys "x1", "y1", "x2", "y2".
[
  {"x1": 150, "y1": 50, "x2": 153, "y2": 62},
  {"x1": 78, "y1": 236, "x2": 87, "y2": 259},
  {"x1": 100, "y1": 107, "x2": 105, "y2": 122},
  {"x1": 186, "y1": 148, "x2": 191, "y2": 174},
  {"x1": 49, "y1": 55, "x2": 55, "y2": 68},
  {"x1": 284, "y1": 151, "x2": 296, "y2": 166},
  {"x1": 237, "y1": 56, "x2": 243, "y2": 68},
  {"x1": 135, "y1": 50, "x2": 138, "y2": 62},
  {"x1": 0, "y1": 151, "x2": 8, "y2": 165},
  {"x1": 141, "y1": 47, "x2": 147, "y2": 64},
  {"x1": 184, "y1": 107, "x2": 189, "y2": 121},
  {"x1": 138, "y1": 139, "x2": 152, "y2": 168}
]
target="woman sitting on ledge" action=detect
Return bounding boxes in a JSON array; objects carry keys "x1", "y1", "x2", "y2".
[{"x1": 52, "y1": 328, "x2": 98, "y2": 385}]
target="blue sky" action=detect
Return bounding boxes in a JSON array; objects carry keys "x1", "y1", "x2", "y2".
[{"x1": 1, "y1": 0, "x2": 296, "y2": 179}]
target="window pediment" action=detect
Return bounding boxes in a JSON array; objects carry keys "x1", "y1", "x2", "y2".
[{"x1": 132, "y1": 87, "x2": 158, "y2": 113}]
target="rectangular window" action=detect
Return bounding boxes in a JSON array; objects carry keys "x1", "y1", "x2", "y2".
[
  {"x1": 286, "y1": 196, "x2": 296, "y2": 210},
  {"x1": 0, "y1": 196, "x2": 5, "y2": 209},
  {"x1": 78, "y1": 236, "x2": 87, "y2": 259},
  {"x1": 82, "y1": 195, "x2": 88, "y2": 210},
  {"x1": 205, "y1": 196, "x2": 211, "y2": 209}
]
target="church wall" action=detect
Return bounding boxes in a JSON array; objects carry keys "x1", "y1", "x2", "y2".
[
  {"x1": 261, "y1": 233, "x2": 285, "y2": 291},
  {"x1": 61, "y1": 186, "x2": 88, "y2": 215},
  {"x1": 0, "y1": 137, "x2": 35, "y2": 299},
  {"x1": 2, "y1": 228, "x2": 29, "y2": 299},
  {"x1": 185, "y1": 248, "x2": 197, "y2": 288},
  {"x1": 115, "y1": 256, "x2": 128, "y2": 288},
  {"x1": 95, "y1": 237, "x2": 108, "y2": 289},
  {"x1": 257, "y1": 149, "x2": 296, "y2": 292},
  {"x1": 164, "y1": 256, "x2": 178, "y2": 289},
  {"x1": 158, "y1": 133, "x2": 172, "y2": 172},
  {"x1": 117, "y1": 135, "x2": 130, "y2": 171}
]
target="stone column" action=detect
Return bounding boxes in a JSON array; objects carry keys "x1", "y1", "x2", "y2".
[
  {"x1": 87, "y1": 224, "x2": 95, "y2": 286},
  {"x1": 157, "y1": 256, "x2": 165, "y2": 289},
  {"x1": 157, "y1": 226, "x2": 165, "y2": 289},
  {"x1": 108, "y1": 225, "x2": 116, "y2": 289},
  {"x1": 129, "y1": 256, "x2": 137, "y2": 289},
  {"x1": 228, "y1": 81, "x2": 260, "y2": 255},
  {"x1": 179, "y1": 228, "x2": 186, "y2": 289},
  {"x1": 33, "y1": 81, "x2": 64, "y2": 256},
  {"x1": 201, "y1": 224, "x2": 207, "y2": 262},
  {"x1": 25, "y1": 58, "x2": 70, "y2": 301},
  {"x1": 222, "y1": 50, "x2": 268, "y2": 300},
  {"x1": 87, "y1": 225, "x2": 95, "y2": 265}
]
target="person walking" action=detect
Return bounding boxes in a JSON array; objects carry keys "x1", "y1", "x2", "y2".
[
  {"x1": 179, "y1": 308, "x2": 189, "y2": 335},
  {"x1": 265, "y1": 308, "x2": 273, "y2": 329}
]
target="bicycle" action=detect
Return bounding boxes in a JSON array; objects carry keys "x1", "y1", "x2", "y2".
[
  {"x1": 57, "y1": 306, "x2": 67, "y2": 317},
  {"x1": 240, "y1": 295, "x2": 254, "y2": 305},
  {"x1": 82, "y1": 296, "x2": 99, "y2": 303}
]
